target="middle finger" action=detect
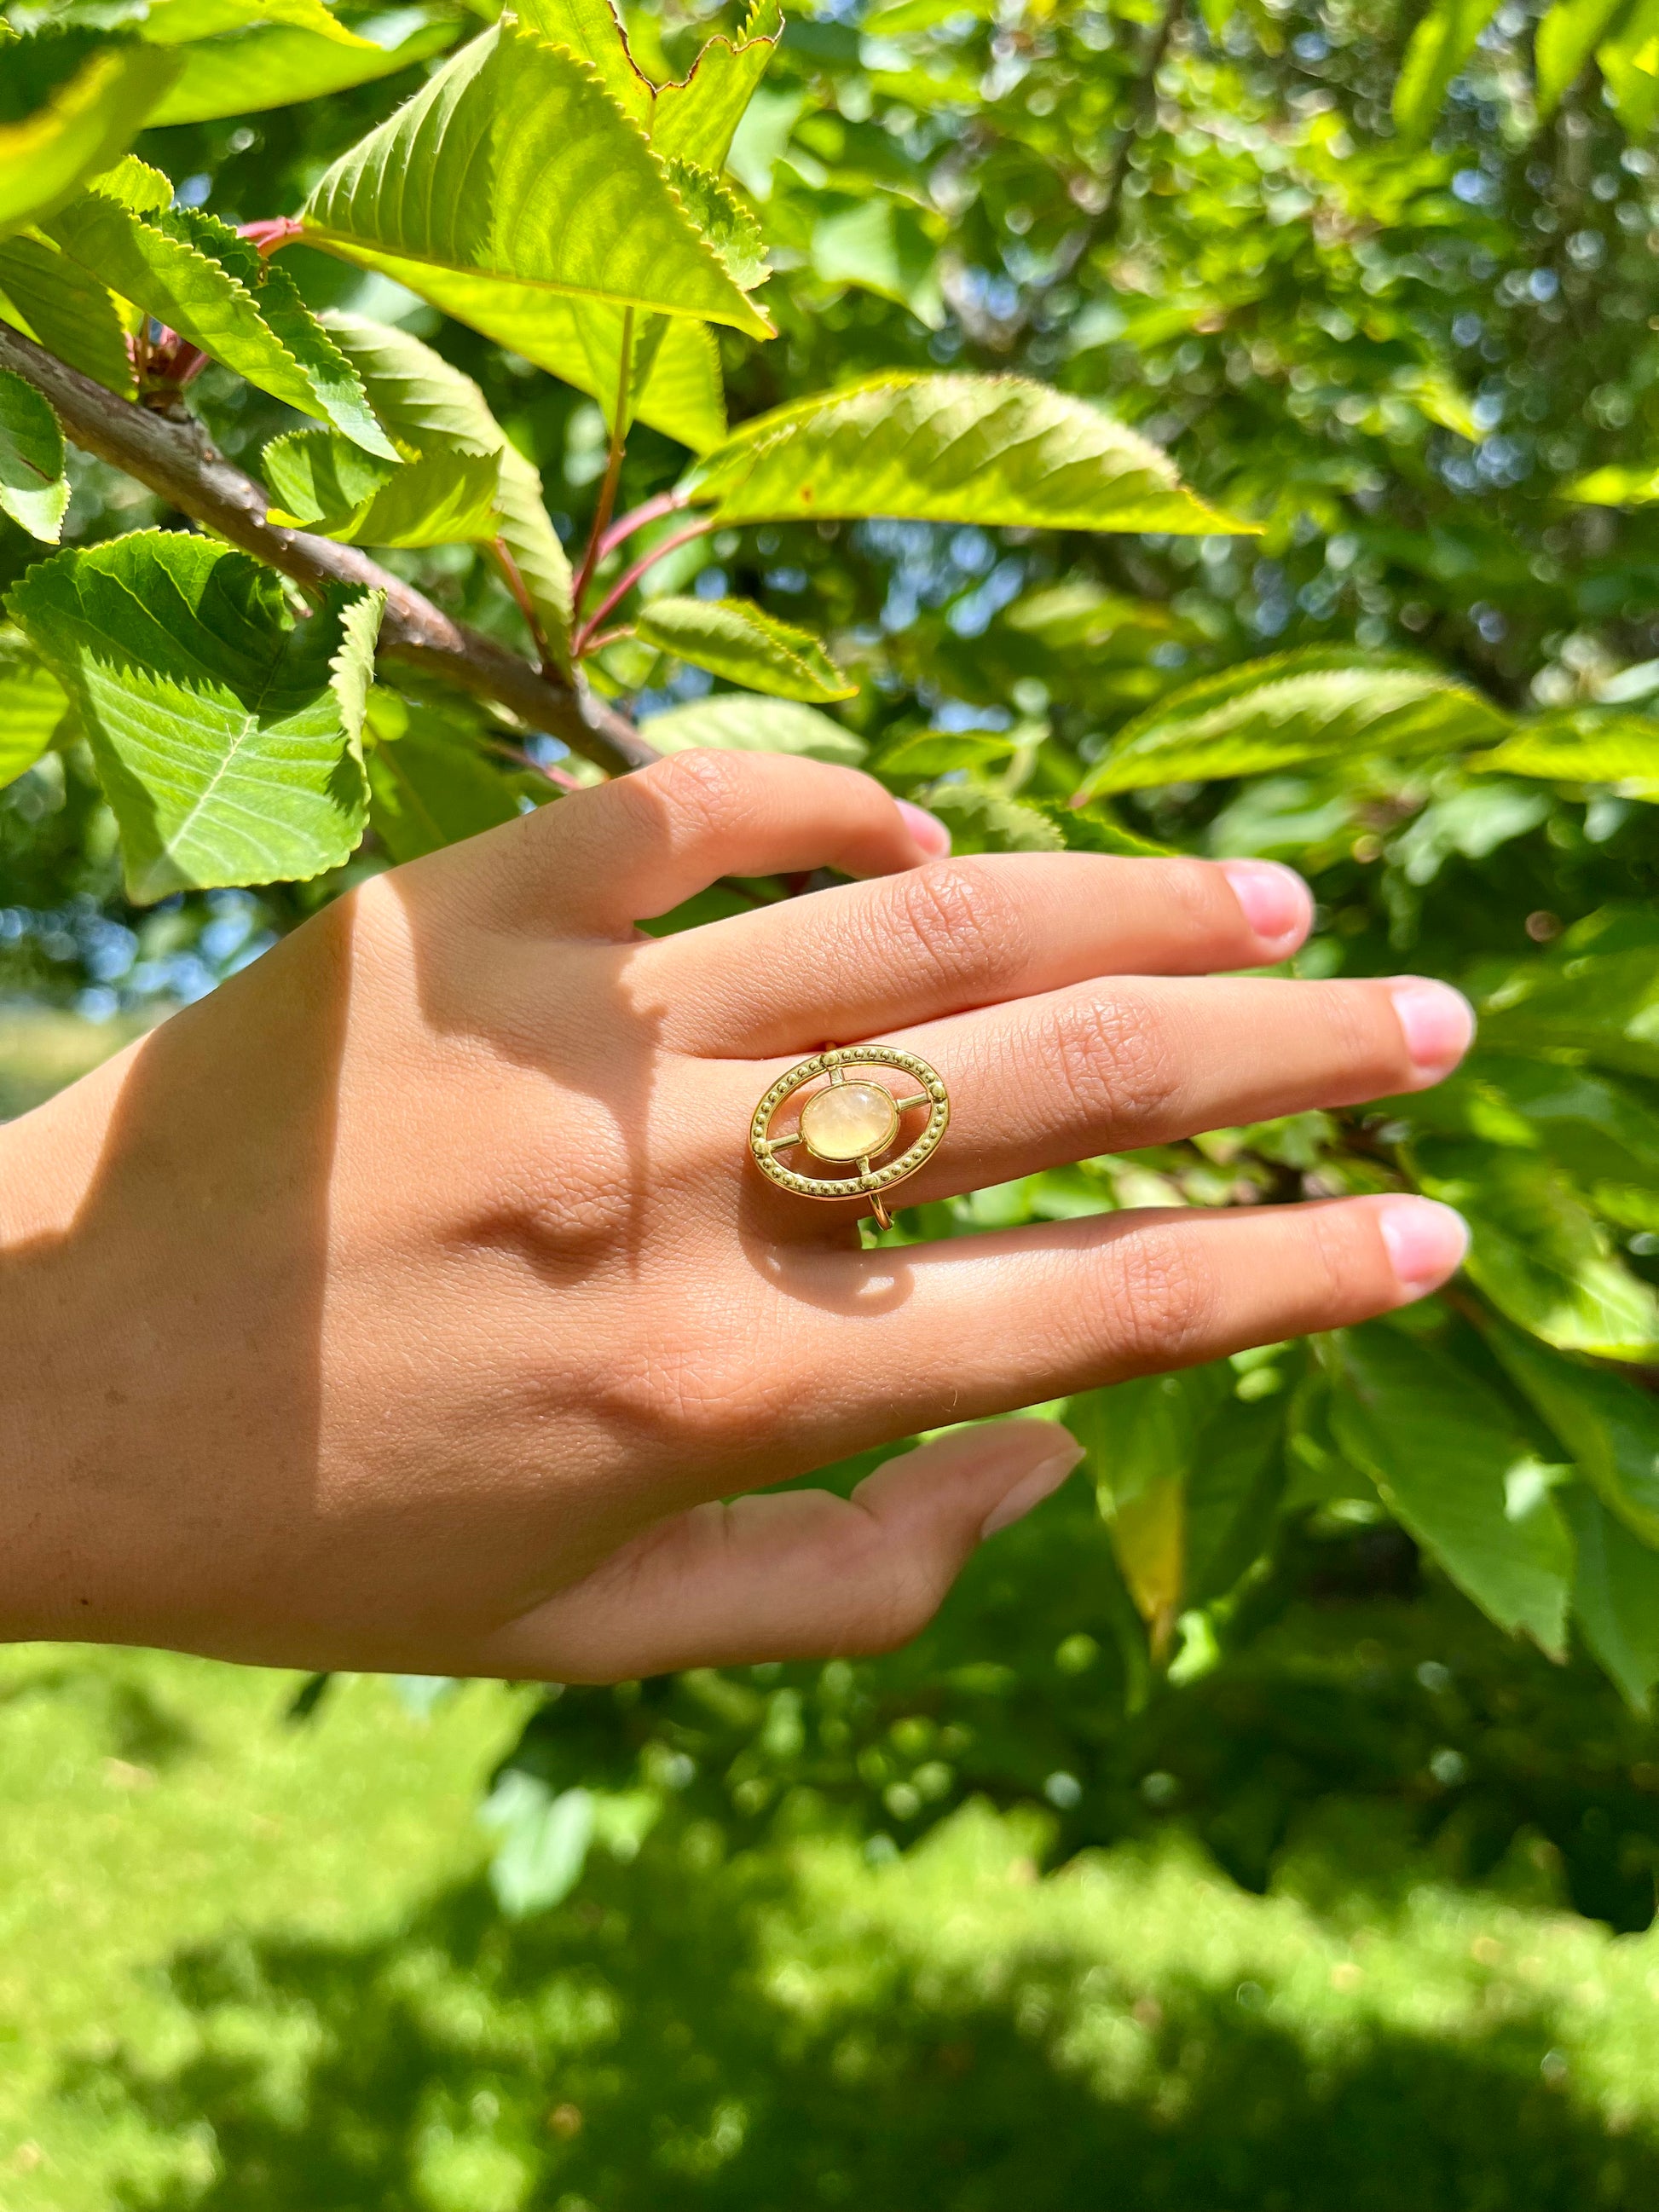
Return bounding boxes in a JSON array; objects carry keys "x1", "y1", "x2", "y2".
[{"x1": 641, "y1": 851, "x2": 1312, "y2": 1057}]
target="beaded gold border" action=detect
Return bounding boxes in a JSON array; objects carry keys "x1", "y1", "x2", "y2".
[{"x1": 749, "y1": 1046, "x2": 950, "y2": 1203}]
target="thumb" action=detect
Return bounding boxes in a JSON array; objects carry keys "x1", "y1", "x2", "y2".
[{"x1": 477, "y1": 1422, "x2": 1085, "y2": 1682}]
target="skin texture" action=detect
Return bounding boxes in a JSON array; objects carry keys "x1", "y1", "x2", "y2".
[{"x1": 0, "y1": 750, "x2": 1473, "y2": 1679}]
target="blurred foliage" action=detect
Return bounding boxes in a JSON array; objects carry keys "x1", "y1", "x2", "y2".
[{"x1": 5, "y1": 0, "x2": 1659, "y2": 1943}]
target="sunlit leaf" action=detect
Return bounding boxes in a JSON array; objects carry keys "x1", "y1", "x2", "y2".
[
  {"x1": 1471, "y1": 710, "x2": 1659, "y2": 796},
  {"x1": 301, "y1": 22, "x2": 773, "y2": 342},
  {"x1": 148, "y1": 9, "x2": 462, "y2": 126},
  {"x1": 1535, "y1": 0, "x2": 1629, "y2": 116},
  {"x1": 1078, "y1": 650, "x2": 1508, "y2": 799},
  {"x1": 263, "y1": 426, "x2": 502, "y2": 546},
  {"x1": 46, "y1": 188, "x2": 396, "y2": 457},
  {"x1": 682, "y1": 374, "x2": 1244, "y2": 532},
  {"x1": 6, "y1": 532, "x2": 380, "y2": 899},
  {"x1": 0, "y1": 30, "x2": 180, "y2": 239},
  {"x1": 652, "y1": 0, "x2": 782, "y2": 170},
  {"x1": 0, "y1": 627, "x2": 66, "y2": 785},
  {"x1": 0, "y1": 368, "x2": 68, "y2": 542},
  {"x1": 141, "y1": 0, "x2": 376, "y2": 49},
  {"x1": 0, "y1": 230, "x2": 132, "y2": 396},
  {"x1": 317, "y1": 310, "x2": 573, "y2": 669},
  {"x1": 1391, "y1": 0, "x2": 1503, "y2": 143},
  {"x1": 636, "y1": 691, "x2": 864, "y2": 764},
  {"x1": 633, "y1": 596, "x2": 854, "y2": 701}
]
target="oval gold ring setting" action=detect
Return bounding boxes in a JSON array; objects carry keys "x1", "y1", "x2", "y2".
[{"x1": 749, "y1": 1047, "x2": 951, "y2": 1231}]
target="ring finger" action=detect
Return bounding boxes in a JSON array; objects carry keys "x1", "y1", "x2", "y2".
[{"x1": 730, "y1": 970, "x2": 1473, "y2": 1217}]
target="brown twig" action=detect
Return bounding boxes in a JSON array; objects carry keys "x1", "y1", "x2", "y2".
[{"x1": 0, "y1": 321, "x2": 657, "y2": 777}]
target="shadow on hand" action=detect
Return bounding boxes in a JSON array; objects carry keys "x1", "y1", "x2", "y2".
[{"x1": 67, "y1": 1842, "x2": 1656, "y2": 2212}]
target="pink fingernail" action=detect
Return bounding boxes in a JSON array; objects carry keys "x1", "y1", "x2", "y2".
[
  {"x1": 897, "y1": 800, "x2": 951, "y2": 858},
  {"x1": 1389, "y1": 979, "x2": 1476, "y2": 1084},
  {"x1": 1379, "y1": 1198, "x2": 1470, "y2": 1299},
  {"x1": 980, "y1": 1435, "x2": 1086, "y2": 1539},
  {"x1": 1219, "y1": 858, "x2": 1312, "y2": 950}
]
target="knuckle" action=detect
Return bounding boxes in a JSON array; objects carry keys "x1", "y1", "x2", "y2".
[
  {"x1": 597, "y1": 1339, "x2": 789, "y2": 1453},
  {"x1": 1101, "y1": 1227, "x2": 1218, "y2": 1373},
  {"x1": 638, "y1": 746, "x2": 757, "y2": 842},
  {"x1": 884, "y1": 861, "x2": 1031, "y2": 996},
  {"x1": 1044, "y1": 992, "x2": 1183, "y2": 1137},
  {"x1": 837, "y1": 1528, "x2": 949, "y2": 1654}
]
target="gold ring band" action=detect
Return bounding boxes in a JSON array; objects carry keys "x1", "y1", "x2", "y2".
[{"x1": 749, "y1": 1046, "x2": 951, "y2": 1232}]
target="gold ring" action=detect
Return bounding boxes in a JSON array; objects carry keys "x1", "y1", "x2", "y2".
[{"x1": 749, "y1": 1046, "x2": 951, "y2": 1232}]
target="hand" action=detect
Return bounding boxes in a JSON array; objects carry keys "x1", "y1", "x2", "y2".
[{"x1": 0, "y1": 750, "x2": 1471, "y2": 1678}]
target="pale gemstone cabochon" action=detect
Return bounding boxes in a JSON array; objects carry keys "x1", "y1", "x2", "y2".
[{"x1": 798, "y1": 1079, "x2": 900, "y2": 1162}]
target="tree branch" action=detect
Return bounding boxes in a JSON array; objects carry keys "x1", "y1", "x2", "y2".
[{"x1": 0, "y1": 322, "x2": 659, "y2": 778}]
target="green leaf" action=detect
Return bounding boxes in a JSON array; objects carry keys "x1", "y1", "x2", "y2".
[
  {"x1": 922, "y1": 783, "x2": 1066, "y2": 854},
  {"x1": 1414, "y1": 1139, "x2": 1659, "y2": 1361},
  {"x1": 513, "y1": 0, "x2": 656, "y2": 126},
  {"x1": 1535, "y1": 0, "x2": 1630, "y2": 116},
  {"x1": 1486, "y1": 1318, "x2": 1659, "y2": 1546},
  {"x1": 651, "y1": 0, "x2": 782, "y2": 171},
  {"x1": 480, "y1": 1771, "x2": 596, "y2": 1917},
  {"x1": 1052, "y1": 796, "x2": 1177, "y2": 858},
  {"x1": 366, "y1": 692, "x2": 519, "y2": 863},
  {"x1": 1562, "y1": 461, "x2": 1659, "y2": 505},
  {"x1": 1561, "y1": 1486, "x2": 1659, "y2": 1713},
  {"x1": 0, "y1": 231, "x2": 133, "y2": 396},
  {"x1": 0, "y1": 628, "x2": 67, "y2": 785},
  {"x1": 636, "y1": 692, "x2": 865, "y2": 765},
  {"x1": 1331, "y1": 1323, "x2": 1574, "y2": 1656},
  {"x1": 633, "y1": 596, "x2": 854, "y2": 702},
  {"x1": 1391, "y1": 0, "x2": 1503, "y2": 144},
  {"x1": 1471, "y1": 711, "x2": 1659, "y2": 796},
  {"x1": 1598, "y1": 0, "x2": 1659, "y2": 134},
  {"x1": 665, "y1": 159, "x2": 767, "y2": 291},
  {"x1": 680, "y1": 374, "x2": 1245, "y2": 534},
  {"x1": 875, "y1": 728, "x2": 1020, "y2": 777},
  {"x1": 45, "y1": 189, "x2": 396, "y2": 459},
  {"x1": 516, "y1": 0, "x2": 782, "y2": 170},
  {"x1": 6, "y1": 531, "x2": 380, "y2": 900},
  {"x1": 0, "y1": 369, "x2": 68, "y2": 542},
  {"x1": 811, "y1": 199, "x2": 944, "y2": 330},
  {"x1": 141, "y1": 0, "x2": 378, "y2": 47},
  {"x1": 317, "y1": 310, "x2": 573, "y2": 669},
  {"x1": 1478, "y1": 943, "x2": 1659, "y2": 1081},
  {"x1": 1078, "y1": 650, "x2": 1509, "y2": 799},
  {"x1": 515, "y1": 299, "x2": 726, "y2": 451},
  {"x1": 1068, "y1": 1364, "x2": 1281, "y2": 1653},
  {"x1": 0, "y1": 30, "x2": 181, "y2": 239},
  {"x1": 263, "y1": 427, "x2": 501, "y2": 546},
  {"x1": 147, "y1": 9, "x2": 462, "y2": 127},
  {"x1": 301, "y1": 23, "x2": 773, "y2": 343}
]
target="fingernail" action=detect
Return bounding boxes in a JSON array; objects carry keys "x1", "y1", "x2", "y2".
[
  {"x1": 897, "y1": 800, "x2": 951, "y2": 858},
  {"x1": 1219, "y1": 858, "x2": 1311, "y2": 950},
  {"x1": 980, "y1": 1435, "x2": 1086, "y2": 1539},
  {"x1": 1379, "y1": 1197, "x2": 1470, "y2": 1299},
  {"x1": 1389, "y1": 978, "x2": 1476, "y2": 1084}
]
